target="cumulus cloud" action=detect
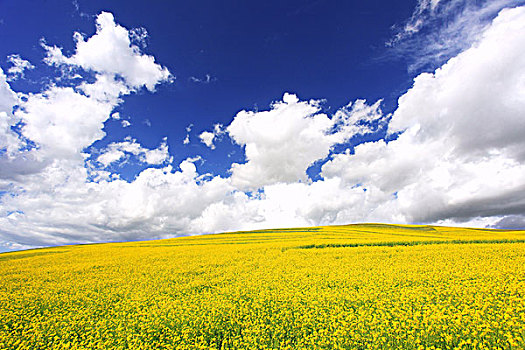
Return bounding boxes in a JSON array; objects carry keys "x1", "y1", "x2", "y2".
[
  {"x1": 96, "y1": 137, "x2": 171, "y2": 167},
  {"x1": 0, "y1": 68, "x2": 42, "y2": 184},
  {"x1": 199, "y1": 131, "x2": 215, "y2": 148},
  {"x1": 0, "y1": 68, "x2": 17, "y2": 113},
  {"x1": 226, "y1": 93, "x2": 383, "y2": 190},
  {"x1": 6, "y1": 54, "x2": 35, "y2": 81},
  {"x1": 199, "y1": 123, "x2": 225, "y2": 149},
  {"x1": 324, "y1": 5, "x2": 525, "y2": 224},
  {"x1": 42, "y1": 11, "x2": 172, "y2": 91},
  {"x1": 0, "y1": 12, "x2": 179, "y2": 249},
  {"x1": 0, "y1": 162, "x2": 234, "y2": 247},
  {"x1": 6, "y1": 11, "x2": 173, "y2": 167},
  {"x1": 16, "y1": 85, "x2": 114, "y2": 160}
]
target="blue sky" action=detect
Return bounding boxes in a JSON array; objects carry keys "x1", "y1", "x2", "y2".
[
  {"x1": 1, "y1": 0, "x2": 416, "y2": 179},
  {"x1": 1, "y1": 0, "x2": 525, "y2": 251}
]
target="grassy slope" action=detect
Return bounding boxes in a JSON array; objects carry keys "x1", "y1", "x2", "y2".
[{"x1": 1, "y1": 224, "x2": 525, "y2": 349}]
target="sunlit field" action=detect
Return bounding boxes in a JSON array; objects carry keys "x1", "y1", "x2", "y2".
[{"x1": 1, "y1": 224, "x2": 525, "y2": 349}]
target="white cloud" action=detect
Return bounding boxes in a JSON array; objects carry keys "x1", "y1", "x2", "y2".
[
  {"x1": 324, "y1": 5, "x2": 525, "y2": 224},
  {"x1": 226, "y1": 93, "x2": 383, "y2": 190},
  {"x1": 42, "y1": 11, "x2": 172, "y2": 91},
  {"x1": 199, "y1": 131, "x2": 215, "y2": 149},
  {"x1": 0, "y1": 68, "x2": 43, "y2": 182},
  {"x1": 199, "y1": 123, "x2": 225, "y2": 149},
  {"x1": 7, "y1": 11, "x2": 173, "y2": 166},
  {"x1": 96, "y1": 149, "x2": 125, "y2": 168},
  {"x1": 121, "y1": 120, "x2": 131, "y2": 127},
  {"x1": 96, "y1": 137, "x2": 171, "y2": 167},
  {"x1": 0, "y1": 68, "x2": 17, "y2": 113},
  {"x1": 78, "y1": 73, "x2": 130, "y2": 103},
  {"x1": 129, "y1": 27, "x2": 148, "y2": 49},
  {"x1": 183, "y1": 124, "x2": 192, "y2": 144},
  {"x1": 135, "y1": 140, "x2": 171, "y2": 165},
  {"x1": 0, "y1": 162, "x2": 235, "y2": 247},
  {"x1": 0, "y1": 12, "x2": 181, "y2": 248},
  {"x1": 6, "y1": 54, "x2": 35, "y2": 81},
  {"x1": 16, "y1": 85, "x2": 114, "y2": 160}
]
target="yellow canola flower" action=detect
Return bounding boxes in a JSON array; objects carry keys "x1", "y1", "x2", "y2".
[{"x1": 0, "y1": 224, "x2": 524, "y2": 349}]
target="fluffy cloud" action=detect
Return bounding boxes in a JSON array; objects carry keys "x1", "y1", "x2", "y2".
[
  {"x1": 9, "y1": 11, "x2": 172, "y2": 166},
  {"x1": 0, "y1": 69, "x2": 19, "y2": 156},
  {"x1": 42, "y1": 11, "x2": 172, "y2": 91},
  {"x1": 0, "y1": 68, "x2": 17, "y2": 113},
  {"x1": 199, "y1": 131, "x2": 215, "y2": 148},
  {"x1": 96, "y1": 137, "x2": 171, "y2": 167},
  {"x1": 324, "y1": 5, "x2": 525, "y2": 225},
  {"x1": 6, "y1": 54, "x2": 35, "y2": 81},
  {"x1": 0, "y1": 162, "x2": 234, "y2": 247},
  {"x1": 226, "y1": 93, "x2": 383, "y2": 190},
  {"x1": 199, "y1": 123, "x2": 224, "y2": 149},
  {"x1": 0, "y1": 12, "x2": 177, "y2": 249},
  {"x1": 16, "y1": 85, "x2": 114, "y2": 161},
  {"x1": 0, "y1": 69, "x2": 48, "y2": 184}
]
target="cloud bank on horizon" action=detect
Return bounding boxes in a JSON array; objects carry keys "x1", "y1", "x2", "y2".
[{"x1": 1, "y1": 2, "x2": 525, "y2": 251}]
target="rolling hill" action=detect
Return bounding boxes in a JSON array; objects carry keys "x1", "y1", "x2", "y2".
[{"x1": 1, "y1": 224, "x2": 524, "y2": 349}]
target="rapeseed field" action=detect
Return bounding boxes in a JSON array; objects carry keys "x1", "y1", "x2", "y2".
[{"x1": 1, "y1": 224, "x2": 524, "y2": 349}]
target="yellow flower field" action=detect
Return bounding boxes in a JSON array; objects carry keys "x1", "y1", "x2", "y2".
[{"x1": 1, "y1": 224, "x2": 525, "y2": 349}]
